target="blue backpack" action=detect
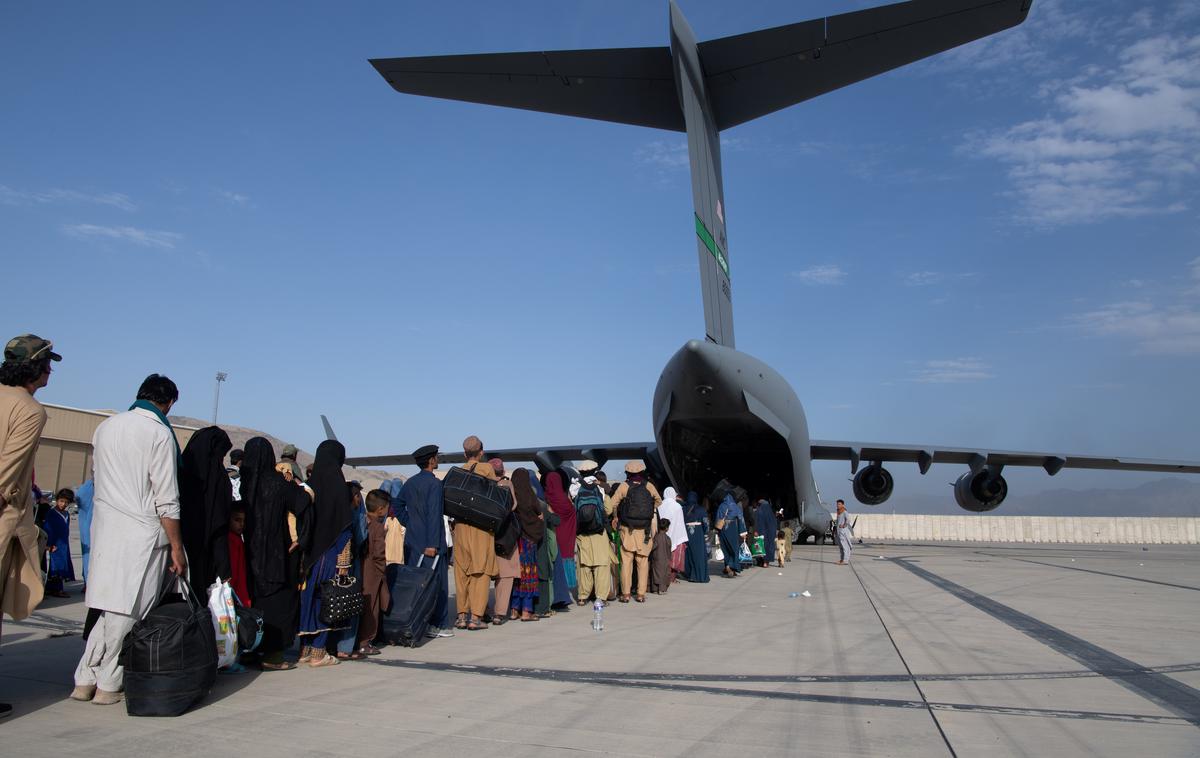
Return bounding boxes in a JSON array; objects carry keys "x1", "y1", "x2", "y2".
[{"x1": 575, "y1": 483, "x2": 606, "y2": 535}]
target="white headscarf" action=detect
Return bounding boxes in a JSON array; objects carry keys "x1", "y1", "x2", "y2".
[{"x1": 658, "y1": 487, "x2": 689, "y2": 550}]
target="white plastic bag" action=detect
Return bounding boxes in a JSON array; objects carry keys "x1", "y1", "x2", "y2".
[{"x1": 206, "y1": 579, "x2": 238, "y2": 668}]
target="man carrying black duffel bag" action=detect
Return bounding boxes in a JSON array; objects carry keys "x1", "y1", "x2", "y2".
[
  {"x1": 448, "y1": 436, "x2": 499, "y2": 631},
  {"x1": 72, "y1": 374, "x2": 190, "y2": 707}
]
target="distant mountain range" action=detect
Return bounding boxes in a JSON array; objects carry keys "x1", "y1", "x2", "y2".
[{"x1": 870, "y1": 477, "x2": 1200, "y2": 517}]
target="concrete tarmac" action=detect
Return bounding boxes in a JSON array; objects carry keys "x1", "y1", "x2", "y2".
[{"x1": 2, "y1": 541, "x2": 1198, "y2": 757}]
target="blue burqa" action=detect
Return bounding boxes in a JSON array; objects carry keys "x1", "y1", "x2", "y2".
[
  {"x1": 682, "y1": 491, "x2": 709, "y2": 583},
  {"x1": 715, "y1": 495, "x2": 745, "y2": 575},
  {"x1": 755, "y1": 500, "x2": 779, "y2": 563}
]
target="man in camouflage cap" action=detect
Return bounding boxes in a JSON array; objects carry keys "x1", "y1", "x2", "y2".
[
  {"x1": 280, "y1": 443, "x2": 304, "y2": 481},
  {"x1": 0, "y1": 334, "x2": 61, "y2": 718}
]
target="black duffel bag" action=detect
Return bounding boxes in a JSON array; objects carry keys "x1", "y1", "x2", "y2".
[
  {"x1": 120, "y1": 578, "x2": 217, "y2": 717},
  {"x1": 443, "y1": 464, "x2": 513, "y2": 533},
  {"x1": 319, "y1": 574, "x2": 365, "y2": 625}
]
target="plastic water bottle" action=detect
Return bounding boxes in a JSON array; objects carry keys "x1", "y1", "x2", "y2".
[{"x1": 592, "y1": 599, "x2": 605, "y2": 631}]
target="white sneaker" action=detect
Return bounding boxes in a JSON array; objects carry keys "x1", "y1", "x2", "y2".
[{"x1": 431, "y1": 627, "x2": 454, "y2": 638}]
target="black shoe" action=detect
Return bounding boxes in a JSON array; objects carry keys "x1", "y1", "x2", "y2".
[{"x1": 0, "y1": 703, "x2": 12, "y2": 719}]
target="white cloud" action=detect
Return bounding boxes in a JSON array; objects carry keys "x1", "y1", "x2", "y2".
[
  {"x1": 905, "y1": 271, "x2": 943, "y2": 286},
  {"x1": 968, "y1": 28, "x2": 1200, "y2": 226},
  {"x1": 1070, "y1": 300, "x2": 1200, "y2": 355},
  {"x1": 911, "y1": 358, "x2": 994, "y2": 384},
  {"x1": 635, "y1": 139, "x2": 688, "y2": 169},
  {"x1": 1068, "y1": 259, "x2": 1200, "y2": 354},
  {"x1": 793, "y1": 264, "x2": 846, "y2": 286},
  {"x1": 1, "y1": 184, "x2": 136, "y2": 211},
  {"x1": 62, "y1": 223, "x2": 181, "y2": 250},
  {"x1": 218, "y1": 190, "x2": 251, "y2": 207}
]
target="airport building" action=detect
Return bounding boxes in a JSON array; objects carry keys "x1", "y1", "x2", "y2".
[{"x1": 33, "y1": 403, "x2": 198, "y2": 494}]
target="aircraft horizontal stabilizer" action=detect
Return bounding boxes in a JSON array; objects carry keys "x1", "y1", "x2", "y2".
[
  {"x1": 703, "y1": 0, "x2": 1032, "y2": 129},
  {"x1": 370, "y1": 47, "x2": 683, "y2": 131}
]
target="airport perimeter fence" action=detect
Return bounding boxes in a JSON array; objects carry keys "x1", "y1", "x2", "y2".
[{"x1": 852, "y1": 514, "x2": 1200, "y2": 544}]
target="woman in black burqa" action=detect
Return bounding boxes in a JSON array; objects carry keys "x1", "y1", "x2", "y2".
[
  {"x1": 296, "y1": 439, "x2": 354, "y2": 667},
  {"x1": 240, "y1": 436, "x2": 310, "y2": 670},
  {"x1": 179, "y1": 426, "x2": 233, "y2": 601}
]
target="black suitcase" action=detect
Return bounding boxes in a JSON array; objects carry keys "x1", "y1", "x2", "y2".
[
  {"x1": 384, "y1": 555, "x2": 440, "y2": 647},
  {"x1": 120, "y1": 579, "x2": 217, "y2": 717},
  {"x1": 442, "y1": 465, "x2": 512, "y2": 533}
]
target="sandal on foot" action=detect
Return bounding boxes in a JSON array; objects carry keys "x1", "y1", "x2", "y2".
[
  {"x1": 635, "y1": 595, "x2": 646, "y2": 603},
  {"x1": 357, "y1": 645, "x2": 381, "y2": 656},
  {"x1": 310, "y1": 654, "x2": 340, "y2": 668},
  {"x1": 618, "y1": 595, "x2": 630, "y2": 603},
  {"x1": 454, "y1": 614, "x2": 468, "y2": 630},
  {"x1": 491, "y1": 616, "x2": 508, "y2": 626},
  {"x1": 466, "y1": 619, "x2": 488, "y2": 631},
  {"x1": 261, "y1": 661, "x2": 297, "y2": 671}
]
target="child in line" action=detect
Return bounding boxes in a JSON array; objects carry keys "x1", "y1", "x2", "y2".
[
  {"x1": 227, "y1": 506, "x2": 251, "y2": 606},
  {"x1": 356, "y1": 490, "x2": 392, "y2": 656},
  {"x1": 649, "y1": 518, "x2": 673, "y2": 594},
  {"x1": 45, "y1": 488, "x2": 76, "y2": 598},
  {"x1": 775, "y1": 530, "x2": 787, "y2": 569}
]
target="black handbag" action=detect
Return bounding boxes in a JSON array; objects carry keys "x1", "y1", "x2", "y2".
[
  {"x1": 231, "y1": 590, "x2": 264, "y2": 652},
  {"x1": 319, "y1": 574, "x2": 365, "y2": 625}
]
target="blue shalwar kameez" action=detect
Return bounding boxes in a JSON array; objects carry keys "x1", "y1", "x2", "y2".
[{"x1": 398, "y1": 470, "x2": 450, "y2": 630}]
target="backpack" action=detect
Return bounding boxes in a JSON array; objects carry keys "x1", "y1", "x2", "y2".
[
  {"x1": 620, "y1": 482, "x2": 655, "y2": 529},
  {"x1": 574, "y1": 484, "x2": 606, "y2": 536}
]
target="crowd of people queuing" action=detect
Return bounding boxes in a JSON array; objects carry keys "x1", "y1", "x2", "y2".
[{"x1": 0, "y1": 334, "x2": 817, "y2": 716}]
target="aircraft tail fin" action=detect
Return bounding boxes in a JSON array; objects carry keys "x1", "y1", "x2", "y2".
[
  {"x1": 321, "y1": 414, "x2": 338, "y2": 442},
  {"x1": 370, "y1": 0, "x2": 1033, "y2": 348}
]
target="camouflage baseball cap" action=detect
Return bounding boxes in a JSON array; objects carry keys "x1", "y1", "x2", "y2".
[{"x1": 4, "y1": 334, "x2": 61, "y2": 363}]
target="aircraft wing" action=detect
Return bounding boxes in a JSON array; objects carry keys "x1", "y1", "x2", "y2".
[
  {"x1": 810, "y1": 440, "x2": 1200, "y2": 476},
  {"x1": 345, "y1": 443, "x2": 656, "y2": 469},
  {"x1": 369, "y1": 47, "x2": 684, "y2": 131},
  {"x1": 701, "y1": 0, "x2": 1033, "y2": 129}
]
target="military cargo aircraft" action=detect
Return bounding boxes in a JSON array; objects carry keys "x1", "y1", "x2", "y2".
[{"x1": 353, "y1": 1, "x2": 1200, "y2": 541}]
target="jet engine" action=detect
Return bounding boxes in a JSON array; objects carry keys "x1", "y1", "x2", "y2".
[
  {"x1": 852, "y1": 464, "x2": 894, "y2": 506},
  {"x1": 954, "y1": 468, "x2": 1008, "y2": 512}
]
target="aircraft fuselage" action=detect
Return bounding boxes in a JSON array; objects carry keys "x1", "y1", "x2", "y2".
[{"x1": 653, "y1": 340, "x2": 829, "y2": 536}]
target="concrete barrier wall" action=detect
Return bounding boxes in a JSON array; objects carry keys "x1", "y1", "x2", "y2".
[{"x1": 852, "y1": 514, "x2": 1200, "y2": 544}]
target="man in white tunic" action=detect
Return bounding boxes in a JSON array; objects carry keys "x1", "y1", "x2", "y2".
[
  {"x1": 835, "y1": 500, "x2": 853, "y2": 565},
  {"x1": 72, "y1": 374, "x2": 187, "y2": 705}
]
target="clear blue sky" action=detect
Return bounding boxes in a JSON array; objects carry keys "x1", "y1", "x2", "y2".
[{"x1": 4, "y1": 1, "x2": 1198, "y2": 501}]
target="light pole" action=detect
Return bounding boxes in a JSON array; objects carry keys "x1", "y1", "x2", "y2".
[{"x1": 213, "y1": 371, "x2": 227, "y2": 424}]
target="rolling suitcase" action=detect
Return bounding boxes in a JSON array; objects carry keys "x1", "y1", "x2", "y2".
[
  {"x1": 442, "y1": 465, "x2": 512, "y2": 533},
  {"x1": 384, "y1": 555, "x2": 440, "y2": 647}
]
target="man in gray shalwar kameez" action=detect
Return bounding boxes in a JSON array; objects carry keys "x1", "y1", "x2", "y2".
[
  {"x1": 835, "y1": 500, "x2": 853, "y2": 565},
  {"x1": 71, "y1": 374, "x2": 187, "y2": 705}
]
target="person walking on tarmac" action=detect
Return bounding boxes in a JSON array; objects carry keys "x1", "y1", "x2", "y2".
[{"x1": 835, "y1": 500, "x2": 854, "y2": 565}]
